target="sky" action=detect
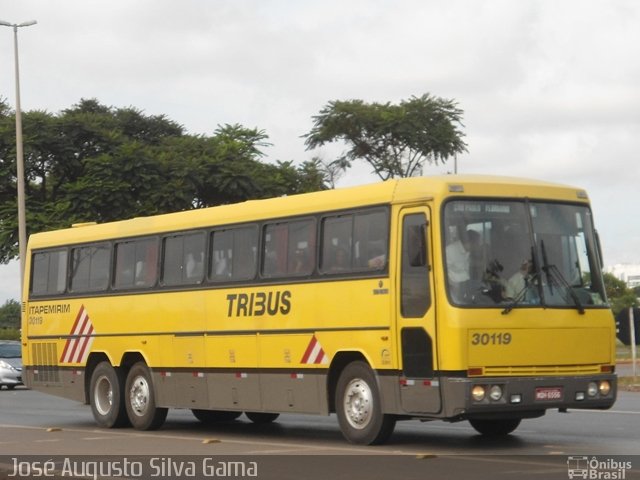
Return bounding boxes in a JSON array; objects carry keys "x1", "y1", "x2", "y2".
[{"x1": 0, "y1": 0, "x2": 639, "y2": 304}]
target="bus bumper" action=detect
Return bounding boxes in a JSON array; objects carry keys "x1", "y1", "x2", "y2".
[{"x1": 441, "y1": 374, "x2": 617, "y2": 420}]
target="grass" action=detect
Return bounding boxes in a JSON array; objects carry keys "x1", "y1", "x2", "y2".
[
  {"x1": 0, "y1": 328, "x2": 20, "y2": 340},
  {"x1": 615, "y1": 341, "x2": 640, "y2": 391},
  {"x1": 616, "y1": 341, "x2": 639, "y2": 361},
  {"x1": 618, "y1": 376, "x2": 640, "y2": 392}
]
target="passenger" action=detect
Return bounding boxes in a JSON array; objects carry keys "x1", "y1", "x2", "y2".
[
  {"x1": 331, "y1": 248, "x2": 349, "y2": 272},
  {"x1": 446, "y1": 229, "x2": 480, "y2": 301},
  {"x1": 368, "y1": 250, "x2": 386, "y2": 269},
  {"x1": 446, "y1": 230, "x2": 480, "y2": 283},
  {"x1": 505, "y1": 259, "x2": 532, "y2": 299},
  {"x1": 292, "y1": 249, "x2": 310, "y2": 274}
]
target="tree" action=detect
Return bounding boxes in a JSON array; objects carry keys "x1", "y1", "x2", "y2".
[
  {"x1": 309, "y1": 156, "x2": 344, "y2": 189},
  {"x1": 0, "y1": 99, "x2": 328, "y2": 263},
  {"x1": 304, "y1": 94, "x2": 467, "y2": 180},
  {"x1": 603, "y1": 272, "x2": 638, "y2": 316},
  {"x1": 0, "y1": 299, "x2": 20, "y2": 329}
]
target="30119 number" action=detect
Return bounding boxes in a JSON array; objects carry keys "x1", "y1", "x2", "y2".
[{"x1": 471, "y1": 332, "x2": 512, "y2": 346}]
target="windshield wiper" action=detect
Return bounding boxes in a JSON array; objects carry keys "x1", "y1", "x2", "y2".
[
  {"x1": 540, "y1": 240, "x2": 585, "y2": 314},
  {"x1": 501, "y1": 281, "x2": 528, "y2": 315},
  {"x1": 540, "y1": 240, "x2": 555, "y2": 296},
  {"x1": 501, "y1": 270, "x2": 539, "y2": 315}
]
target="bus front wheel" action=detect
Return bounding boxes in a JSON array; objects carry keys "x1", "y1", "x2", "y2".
[
  {"x1": 469, "y1": 418, "x2": 521, "y2": 436},
  {"x1": 124, "y1": 362, "x2": 168, "y2": 430},
  {"x1": 89, "y1": 362, "x2": 129, "y2": 428},
  {"x1": 335, "y1": 361, "x2": 396, "y2": 445}
]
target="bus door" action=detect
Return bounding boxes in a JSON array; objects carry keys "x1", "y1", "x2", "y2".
[{"x1": 397, "y1": 207, "x2": 441, "y2": 414}]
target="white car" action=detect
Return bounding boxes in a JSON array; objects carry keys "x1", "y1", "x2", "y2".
[{"x1": 0, "y1": 340, "x2": 23, "y2": 390}]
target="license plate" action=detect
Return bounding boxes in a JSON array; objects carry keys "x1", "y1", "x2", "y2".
[{"x1": 535, "y1": 387, "x2": 563, "y2": 401}]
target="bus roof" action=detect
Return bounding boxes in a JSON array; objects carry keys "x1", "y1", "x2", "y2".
[{"x1": 27, "y1": 175, "x2": 589, "y2": 249}]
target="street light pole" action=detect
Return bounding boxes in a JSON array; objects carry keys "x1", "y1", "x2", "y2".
[{"x1": 0, "y1": 19, "x2": 37, "y2": 293}]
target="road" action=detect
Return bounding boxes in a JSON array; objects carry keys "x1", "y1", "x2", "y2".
[{"x1": 1, "y1": 387, "x2": 639, "y2": 479}]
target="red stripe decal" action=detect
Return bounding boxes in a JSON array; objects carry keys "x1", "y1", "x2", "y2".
[
  {"x1": 59, "y1": 305, "x2": 85, "y2": 362},
  {"x1": 300, "y1": 336, "x2": 317, "y2": 364},
  {"x1": 66, "y1": 312, "x2": 90, "y2": 363},
  {"x1": 74, "y1": 324, "x2": 94, "y2": 363}
]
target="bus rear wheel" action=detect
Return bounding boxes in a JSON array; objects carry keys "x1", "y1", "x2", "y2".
[
  {"x1": 335, "y1": 361, "x2": 396, "y2": 445},
  {"x1": 124, "y1": 362, "x2": 167, "y2": 430},
  {"x1": 89, "y1": 362, "x2": 128, "y2": 428},
  {"x1": 469, "y1": 418, "x2": 521, "y2": 436}
]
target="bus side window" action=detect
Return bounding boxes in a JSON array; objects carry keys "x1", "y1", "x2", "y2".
[
  {"x1": 70, "y1": 243, "x2": 111, "y2": 292},
  {"x1": 210, "y1": 230, "x2": 233, "y2": 281},
  {"x1": 114, "y1": 238, "x2": 158, "y2": 289},
  {"x1": 162, "y1": 232, "x2": 205, "y2": 286},
  {"x1": 262, "y1": 224, "x2": 288, "y2": 277},
  {"x1": 288, "y1": 220, "x2": 315, "y2": 275},
  {"x1": 211, "y1": 226, "x2": 258, "y2": 282},
  {"x1": 233, "y1": 226, "x2": 258, "y2": 281},
  {"x1": 262, "y1": 220, "x2": 314, "y2": 278},
  {"x1": 321, "y1": 209, "x2": 388, "y2": 274},
  {"x1": 320, "y1": 215, "x2": 352, "y2": 273},
  {"x1": 354, "y1": 210, "x2": 388, "y2": 270},
  {"x1": 31, "y1": 249, "x2": 68, "y2": 296}
]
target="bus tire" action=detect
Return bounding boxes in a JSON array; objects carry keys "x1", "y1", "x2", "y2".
[
  {"x1": 245, "y1": 412, "x2": 280, "y2": 424},
  {"x1": 124, "y1": 362, "x2": 168, "y2": 430},
  {"x1": 89, "y1": 362, "x2": 129, "y2": 428},
  {"x1": 335, "y1": 361, "x2": 396, "y2": 445},
  {"x1": 469, "y1": 418, "x2": 521, "y2": 436},
  {"x1": 192, "y1": 409, "x2": 242, "y2": 423}
]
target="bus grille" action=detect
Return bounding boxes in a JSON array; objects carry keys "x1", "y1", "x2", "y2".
[
  {"x1": 481, "y1": 364, "x2": 603, "y2": 376},
  {"x1": 31, "y1": 343, "x2": 60, "y2": 383}
]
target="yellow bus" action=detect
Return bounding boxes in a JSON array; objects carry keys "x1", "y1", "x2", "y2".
[{"x1": 21, "y1": 175, "x2": 616, "y2": 444}]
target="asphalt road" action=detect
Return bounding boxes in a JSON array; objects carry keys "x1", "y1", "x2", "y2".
[{"x1": 1, "y1": 387, "x2": 639, "y2": 479}]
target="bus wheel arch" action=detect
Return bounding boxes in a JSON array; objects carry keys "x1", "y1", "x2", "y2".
[{"x1": 120, "y1": 351, "x2": 147, "y2": 371}]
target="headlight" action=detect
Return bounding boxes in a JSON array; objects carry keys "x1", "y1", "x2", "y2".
[
  {"x1": 599, "y1": 380, "x2": 611, "y2": 396},
  {"x1": 0, "y1": 360, "x2": 16, "y2": 371},
  {"x1": 489, "y1": 385, "x2": 503, "y2": 401},
  {"x1": 587, "y1": 382, "x2": 598, "y2": 397},
  {"x1": 472, "y1": 385, "x2": 486, "y2": 402}
]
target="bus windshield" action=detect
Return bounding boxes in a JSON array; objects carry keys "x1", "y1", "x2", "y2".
[{"x1": 443, "y1": 199, "x2": 606, "y2": 309}]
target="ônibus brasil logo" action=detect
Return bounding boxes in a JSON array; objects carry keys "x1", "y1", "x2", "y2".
[{"x1": 567, "y1": 456, "x2": 632, "y2": 479}]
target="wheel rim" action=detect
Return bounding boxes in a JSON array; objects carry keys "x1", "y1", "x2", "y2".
[
  {"x1": 94, "y1": 375, "x2": 113, "y2": 416},
  {"x1": 343, "y1": 377, "x2": 373, "y2": 430},
  {"x1": 129, "y1": 375, "x2": 150, "y2": 417}
]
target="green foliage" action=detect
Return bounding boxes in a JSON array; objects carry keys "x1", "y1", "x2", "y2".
[
  {"x1": 0, "y1": 328, "x2": 20, "y2": 340},
  {"x1": 0, "y1": 99, "x2": 328, "y2": 263},
  {"x1": 0, "y1": 299, "x2": 20, "y2": 329},
  {"x1": 603, "y1": 272, "x2": 638, "y2": 316},
  {"x1": 304, "y1": 93, "x2": 467, "y2": 180}
]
